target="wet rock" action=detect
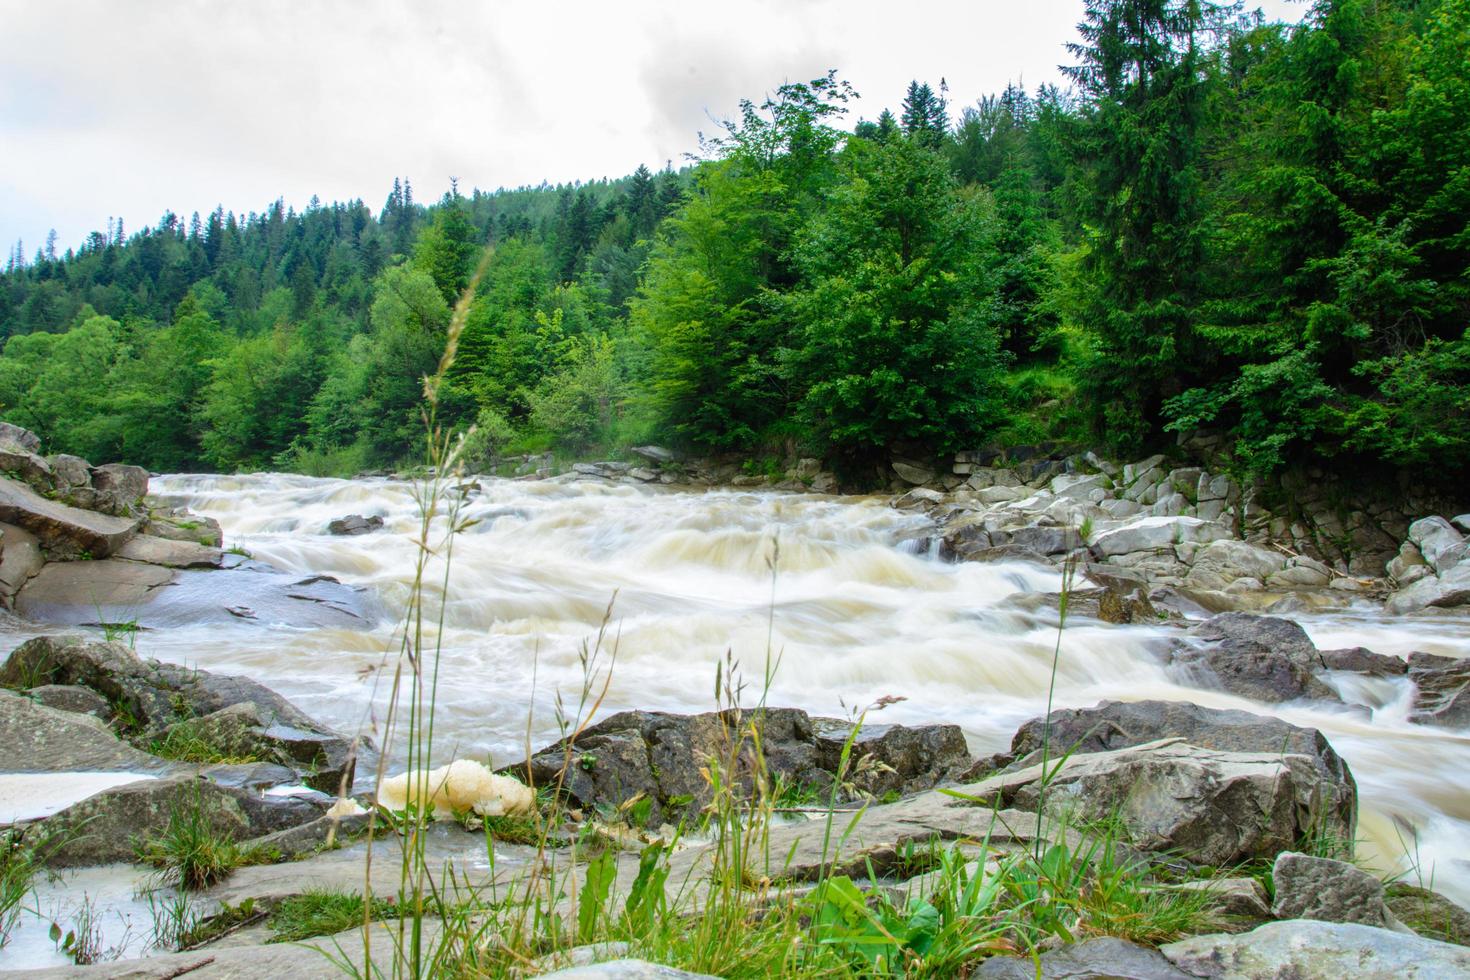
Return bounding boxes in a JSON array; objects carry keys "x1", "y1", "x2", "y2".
[
  {"x1": 999, "y1": 587, "x2": 1165, "y2": 625},
  {"x1": 573, "y1": 461, "x2": 630, "y2": 479},
  {"x1": 972, "y1": 936, "x2": 1193, "y2": 979},
  {"x1": 0, "y1": 474, "x2": 141, "y2": 558},
  {"x1": 114, "y1": 533, "x2": 224, "y2": 568},
  {"x1": 0, "y1": 689, "x2": 174, "y2": 773},
  {"x1": 519, "y1": 708, "x2": 967, "y2": 827},
  {"x1": 1320, "y1": 646, "x2": 1407, "y2": 677},
  {"x1": 90, "y1": 463, "x2": 149, "y2": 508},
  {"x1": 16, "y1": 559, "x2": 374, "y2": 630},
  {"x1": 1161, "y1": 920, "x2": 1470, "y2": 978},
  {"x1": 893, "y1": 487, "x2": 946, "y2": 509},
  {"x1": 627, "y1": 467, "x2": 660, "y2": 482},
  {"x1": 326, "y1": 514, "x2": 384, "y2": 536},
  {"x1": 965, "y1": 739, "x2": 1352, "y2": 867},
  {"x1": 1266, "y1": 554, "x2": 1334, "y2": 588},
  {"x1": 1406, "y1": 652, "x2": 1470, "y2": 727},
  {"x1": 242, "y1": 811, "x2": 371, "y2": 861},
  {"x1": 1168, "y1": 612, "x2": 1340, "y2": 703},
  {"x1": 1388, "y1": 541, "x2": 1434, "y2": 587},
  {"x1": 1385, "y1": 884, "x2": 1470, "y2": 946},
  {"x1": 0, "y1": 422, "x2": 40, "y2": 453},
  {"x1": 201, "y1": 761, "x2": 301, "y2": 792},
  {"x1": 1272, "y1": 851, "x2": 1398, "y2": 927},
  {"x1": 1089, "y1": 516, "x2": 1231, "y2": 559},
  {"x1": 37, "y1": 774, "x2": 324, "y2": 866},
  {"x1": 27, "y1": 683, "x2": 111, "y2": 718}
]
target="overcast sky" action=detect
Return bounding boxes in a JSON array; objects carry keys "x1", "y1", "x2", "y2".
[{"x1": 0, "y1": 0, "x2": 1309, "y2": 257}]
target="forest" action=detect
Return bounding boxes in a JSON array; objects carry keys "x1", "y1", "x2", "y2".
[{"x1": 1, "y1": 0, "x2": 1466, "y2": 484}]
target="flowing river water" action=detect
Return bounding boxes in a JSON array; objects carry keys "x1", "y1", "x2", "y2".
[{"x1": 132, "y1": 472, "x2": 1470, "y2": 906}]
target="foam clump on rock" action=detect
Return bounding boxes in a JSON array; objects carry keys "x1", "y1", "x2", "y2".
[{"x1": 377, "y1": 759, "x2": 534, "y2": 819}]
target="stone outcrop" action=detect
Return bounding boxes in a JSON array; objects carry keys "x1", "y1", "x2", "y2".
[
  {"x1": 1167, "y1": 612, "x2": 1341, "y2": 703},
  {"x1": 1406, "y1": 652, "x2": 1470, "y2": 727},
  {"x1": 0, "y1": 475, "x2": 141, "y2": 558},
  {"x1": 517, "y1": 707, "x2": 970, "y2": 828},
  {"x1": 326, "y1": 514, "x2": 384, "y2": 536},
  {"x1": 973, "y1": 936, "x2": 1194, "y2": 979},
  {"x1": 0, "y1": 636, "x2": 358, "y2": 792},
  {"x1": 1161, "y1": 920, "x2": 1470, "y2": 978}
]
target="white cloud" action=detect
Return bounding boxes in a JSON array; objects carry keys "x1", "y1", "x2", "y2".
[{"x1": 0, "y1": 0, "x2": 1308, "y2": 255}]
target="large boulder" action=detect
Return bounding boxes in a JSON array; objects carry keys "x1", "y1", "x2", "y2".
[
  {"x1": 1161, "y1": 920, "x2": 1470, "y2": 978},
  {"x1": 0, "y1": 521, "x2": 43, "y2": 602},
  {"x1": 1386, "y1": 562, "x2": 1470, "y2": 615},
  {"x1": 961, "y1": 738, "x2": 1352, "y2": 867},
  {"x1": 0, "y1": 474, "x2": 140, "y2": 558},
  {"x1": 1406, "y1": 652, "x2": 1470, "y2": 728},
  {"x1": 36, "y1": 773, "x2": 325, "y2": 866},
  {"x1": 0, "y1": 636, "x2": 358, "y2": 792},
  {"x1": 1408, "y1": 516, "x2": 1468, "y2": 574},
  {"x1": 1168, "y1": 612, "x2": 1340, "y2": 703},
  {"x1": 998, "y1": 700, "x2": 1356, "y2": 829},
  {"x1": 518, "y1": 708, "x2": 968, "y2": 827},
  {"x1": 326, "y1": 514, "x2": 384, "y2": 536},
  {"x1": 113, "y1": 533, "x2": 223, "y2": 568},
  {"x1": 0, "y1": 422, "x2": 40, "y2": 453},
  {"x1": 1089, "y1": 516, "x2": 1231, "y2": 559},
  {"x1": 1271, "y1": 851, "x2": 1399, "y2": 928},
  {"x1": 1183, "y1": 539, "x2": 1286, "y2": 591}
]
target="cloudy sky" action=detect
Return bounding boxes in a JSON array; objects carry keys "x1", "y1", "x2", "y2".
[{"x1": 1, "y1": 0, "x2": 1308, "y2": 256}]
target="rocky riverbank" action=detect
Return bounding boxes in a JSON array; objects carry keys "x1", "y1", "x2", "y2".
[{"x1": 2, "y1": 424, "x2": 1469, "y2": 976}]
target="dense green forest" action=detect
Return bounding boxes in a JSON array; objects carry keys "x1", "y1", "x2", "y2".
[{"x1": 2, "y1": 0, "x2": 1467, "y2": 483}]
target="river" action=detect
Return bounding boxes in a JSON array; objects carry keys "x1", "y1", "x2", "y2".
[{"x1": 122, "y1": 472, "x2": 1470, "y2": 907}]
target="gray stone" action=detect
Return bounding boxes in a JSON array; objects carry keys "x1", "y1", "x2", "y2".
[
  {"x1": 0, "y1": 636, "x2": 359, "y2": 790},
  {"x1": 1049, "y1": 472, "x2": 1109, "y2": 500},
  {"x1": 1387, "y1": 562, "x2": 1470, "y2": 615},
  {"x1": 1320, "y1": 647, "x2": 1407, "y2": 677},
  {"x1": 0, "y1": 422, "x2": 40, "y2": 453},
  {"x1": 1406, "y1": 651, "x2": 1470, "y2": 727},
  {"x1": 1166, "y1": 877, "x2": 1272, "y2": 923},
  {"x1": 1151, "y1": 491, "x2": 1189, "y2": 517},
  {"x1": 46, "y1": 454, "x2": 93, "y2": 488},
  {"x1": 519, "y1": 707, "x2": 967, "y2": 828},
  {"x1": 89, "y1": 462, "x2": 149, "y2": 506},
  {"x1": 1453, "y1": 514, "x2": 1470, "y2": 534},
  {"x1": 1266, "y1": 555, "x2": 1334, "y2": 589},
  {"x1": 1272, "y1": 851, "x2": 1397, "y2": 927},
  {"x1": 243, "y1": 811, "x2": 371, "y2": 861},
  {"x1": 1388, "y1": 541, "x2": 1433, "y2": 586},
  {"x1": 972, "y1": 936, "x2": 1193, "y2": 978},
  {"x1": 627, "y1": 467, "x2": 660, "y2": 482},
  {"x1": 201, "y1": 761, "x2": 300, "y2": 791},
  {"x1": 1090, "y1": 516, "x2": 1231, "y2": 559},
  {"x1": 891, "y1": 459, "x2": 936, "y2": 485},
  {"x1": 1122, "y1": 455, "x2": 1166, "y2": 486},
  {"x1": 0, "y1": 447, "x2": 53, "y2": 491},
  {"x1": 630, "y1": 445, "x2": 678, "y2": 464},
  {"x1": 1161, "y1": 920, "x2": 1470, "y2": 978},
  {"x1": 145, "y1": 512, "x2": 225, "y2": 547},
  {"x1": 0, "y1": 474, "x2": 141, "y2": 558},
  {"x1": 1003, "y1": 700, "x2": 1356, "y2": 824},
  {"x1": 38, "y1": 774, "x2": 324, "y2": 866},
  {"x1": 1183, "y1": 539, "x2": 1286, "y2": 591},
  {"x1": 0, "y1": 521, "x2": 43, "y2": 600},
  {"x1": 28, "y1": 683, "x2": 111, "y2": 718},
  {"x1": 963, "y1": 739, "x2": 1352, "y2": 867},
  {"x1": 893, "y1": 487, "x2": 946, "y2": 509},
  {"x1": 114, "y1": 533, "x2": 224, "y2": 568},
  {"x1": 1169, "y1": 613, "x2": 1339, "y2": 703},
  {"x1": 1409, "y1": 516, "x2": 1468, "y2": 573},
  {"x1": 0, "y1": 689, "x2": 173, "y2": 773},
  {"x1": 326, "y1": 514, "x2": 384, "y2": 536}
]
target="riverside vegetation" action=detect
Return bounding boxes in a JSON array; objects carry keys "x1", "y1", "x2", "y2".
[{"x1": 1, "y1": 0, "x2": 1468, "y2": 492}]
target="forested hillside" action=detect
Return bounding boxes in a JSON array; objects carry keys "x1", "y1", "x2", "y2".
[{"x1": 2, "y1": 0, "x2": 1466, "y2": 484}]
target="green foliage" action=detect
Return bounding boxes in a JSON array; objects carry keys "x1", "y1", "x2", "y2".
[
  {"x1": 136, "y1": 789, "x2": 257, "y2": 890},
  {"x1": 269, "y1": 890, "x2": 399, "y2": 943}
]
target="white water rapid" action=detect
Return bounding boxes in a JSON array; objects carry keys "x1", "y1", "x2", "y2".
[{"x1": 128, "y1": 473, "x2": 1470, "y2": 906}]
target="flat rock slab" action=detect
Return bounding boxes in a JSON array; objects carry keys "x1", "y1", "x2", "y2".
[
  {"x1": 537, "y1": 962, "x2": 719, "y2": 979},
  {"x1": 0, "y1": 475, "x2": 140, "y2": 557},
  {"x1": 114, "y1": 534, "x2": 224, "y2": 568},
  {"x1": 0, "y1": 689, "x2": 176, "y2": 774},
  {"x1": 15, "y1": 559, "x2": 374, "y2": 630},
  {"x1": 1161, "y1": 919, "x2": 1470, "y2": 978}
]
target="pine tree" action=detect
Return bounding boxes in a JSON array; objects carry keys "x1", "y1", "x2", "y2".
[{"x1": 900, "y1": 81, "x2": 948, "y2": 147}]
